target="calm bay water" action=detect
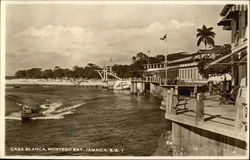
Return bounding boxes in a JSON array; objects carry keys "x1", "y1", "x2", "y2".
[{"x1": 5, "y1": 85, "x2": 170, "y2": 156}]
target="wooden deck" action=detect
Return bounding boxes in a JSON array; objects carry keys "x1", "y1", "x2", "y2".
[{"x1": 165, "y1": 94, "x2": 247, "y2": 141}]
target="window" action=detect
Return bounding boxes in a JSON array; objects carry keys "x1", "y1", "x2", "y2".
[
  {"x1": 191, "y1": 69, "x2": 193, "y2": 79},
  {"x1": 194, "y1": 69, "x2": 196, "y2": 79}
]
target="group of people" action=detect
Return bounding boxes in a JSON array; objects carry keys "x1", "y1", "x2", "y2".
[{"x1": 208, "y1": 77, "x2": 239, "y2": 104}]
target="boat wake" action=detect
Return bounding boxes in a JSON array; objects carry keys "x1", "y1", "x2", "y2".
[
  {"x1": 5, "y1": 112, "x2": 22, "y2": 120},
  {"x1": 5, "y1": 102, "x2": 85, "y2": 121},
  {"x1": 33, "y1": 103, "x2": 85, "y2": 120}
]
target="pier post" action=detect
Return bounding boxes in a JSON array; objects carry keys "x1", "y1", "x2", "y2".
[
  {"x1": 170, "y1": 88, "x2": 177, "y2": 114},
  {"x1": 130, "y1": 82, "x2": 134, "y2": 94},
  {"x1": 196, "y1": 93, "x2": 204, "y2": 124},
  {"x1": 235, "y1": 103, "x2": 244, "y2": 131},
  {"x1": 134, "y1": 82, "x2": 138, "y2": 95},
  {"x1": 166, "y1": 88, "x2": 176, "y2": 114},
  {"x1": 235, "y1": 95, "x2": 247, "y2": 131},
  {"x1": 175, "y1": 85, "x2": 178, "y2": 95},
  {"x1": 209, "y1": 83, "x2": 212, "y2": 95},
  {"x1": 164, "y1": 89, "x2": 169, "y2": 113},
  {"x1": 194, "y1": 85, "x2": 198, "y2": 97},
  {"x1": 150, "y1": 83, "x2": 156, "y2": 94},
  {"x1": 142, "y1": 83, "x2": 145, "y2": 93},
  {"x1": 161, "y1": 88, "x2": 167, "y2": 110},
  {"x1": 137, "y1": 83, "x2": 144, "y2": 95}
]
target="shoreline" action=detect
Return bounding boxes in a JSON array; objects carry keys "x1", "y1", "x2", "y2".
[{"x1": 5, "y1": 78, "x2": 116, "y2": 86}]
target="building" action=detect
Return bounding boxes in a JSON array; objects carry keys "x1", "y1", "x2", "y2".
[
  {"x1": 217, "y1": 4, "x2": 248, "y2": 87},
  {"x1": 142, "y1": 45, "x2": 231, "y2": 85}
]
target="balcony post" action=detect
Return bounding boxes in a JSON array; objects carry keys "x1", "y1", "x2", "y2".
[{"x1": 196, "y1": 93, "x2": 204, "y2": 124}]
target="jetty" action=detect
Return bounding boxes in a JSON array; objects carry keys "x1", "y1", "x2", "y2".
[{"x1": 130, "y1": 4, "x2": 248, "y2": 156}]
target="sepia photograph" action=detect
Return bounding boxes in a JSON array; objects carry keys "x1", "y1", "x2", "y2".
[{"x1": 0, "y1": 0, "x2": 249, "y2": 159}]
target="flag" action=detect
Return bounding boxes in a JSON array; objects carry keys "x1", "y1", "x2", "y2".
[
  {"x1": 110, "y1": 57, "x2": 112, "y2": 62},
  {"x1": 148, "y1": 50, "x2": 150, "y2": 53},
  {"x1": 160, "y1": 34, "x2": 167, "y2": 40}
]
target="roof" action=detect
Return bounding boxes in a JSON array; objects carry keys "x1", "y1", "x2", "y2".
[
  {"x1": 198, "y1": 44, "x2": 231, "y2": 55},
  {"x1": 168, "y1": 45, "x2": 231, "y2": 66},
  {"x1": 218, "y1": 4, "x2": 248, "y2": 29},
  {"x1": 168, "y1": 54, "x2": 198, "y2": 65},
  {"x1": 166, "y1": 51, "x2": 190, "y2": 61},
  {"x1": 220, "y1": 4, "x2": 234, "y2": 16},
  {"x1": 217, "y1": 18, "x2": 231, "y2": 26}
]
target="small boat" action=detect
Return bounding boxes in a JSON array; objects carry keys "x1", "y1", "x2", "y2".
[
  {"x1": 113, "y1": 80, "x2": 131, "y2": 90},
  {"x1": 13, "y1": 85, "x2": 21, "y2": 88},
  {"x1": 21, "y1": 105, "x2": 43, "y2": 120},
  {"x1": 160, "y1": 106, "x2": 166, "y2": 111},
  {"x1": 160, "y1": 101, "x2": 166, "y2": 110},
  {"x1": 44, "y1": 99, "x2": 50, "y2": 107}
]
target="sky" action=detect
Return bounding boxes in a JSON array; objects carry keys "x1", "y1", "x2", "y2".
[{"x1": 5, "y1": 3, "x2": 231, "y2": 76}]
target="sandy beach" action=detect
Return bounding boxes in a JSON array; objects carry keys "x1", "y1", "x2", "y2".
[{"x1": 5, "y1": 78, "x2": 116, "y2": 86}]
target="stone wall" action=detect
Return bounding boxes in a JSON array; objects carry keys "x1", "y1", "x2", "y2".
[{"x1": 172, "y1": 122, "x2": 247, "y2": 156}]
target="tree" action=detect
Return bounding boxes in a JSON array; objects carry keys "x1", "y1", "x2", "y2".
[
  {"x1": 54, "y1": 66, "x2": 65, "y2": 78},
  {"x1": 26, "y1": 68, "x2": 42, "y2": 78},
  {"x1": 15, "y1": 70, "x2": 27, "y2": 78},
  {"x1": 112, "y1": 64, "x2": 131, "y2": 78},
  {"x1": 72, "y1": 65, "x2": 84, "y2": 78},
  {"x1": 149, "y1": 55, "x2": 165, "y2": 63},
  {"x1": 42, "y1": 69, "x2": 54, "y2": 78},
  {"x1": 196, "y1": 25, "x2": 216, "y2": 49}
]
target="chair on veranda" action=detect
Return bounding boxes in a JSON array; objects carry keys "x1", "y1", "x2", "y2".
[{"x1": 219, "y1": 85, "x2": 239, "y2": 105}]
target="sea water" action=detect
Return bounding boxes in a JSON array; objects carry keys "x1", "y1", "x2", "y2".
[{"x1": 5, "y1": 85, "x2": 170, "y2": 156}]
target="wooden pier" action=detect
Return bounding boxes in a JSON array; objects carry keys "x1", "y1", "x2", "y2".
[{"x1": 130, "y1": 78, "x2": 247, "y2": 156}]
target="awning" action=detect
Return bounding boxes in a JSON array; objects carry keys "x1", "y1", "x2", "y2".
[
  {"x1": 217, "y1": 18, "x2": 232, "y2": 26},
  {"x1": 218, "y1": 4, "x2": 248, "y2": 28},
  {"x1": 225, "y1": 4, "x2": 248, "y2": 18},
  {"x1": 231, "y1": 4, "x2": 248, "y2": 12},
  {"x1": 204, "y1": 51, "x2": 237, "y2": 70}
]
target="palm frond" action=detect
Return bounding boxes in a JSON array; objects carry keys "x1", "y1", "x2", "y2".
[
  {"x1": 197, "y1": 28, "x2": 203, "y2": 33},
  {"x1": 196, "y1": 32, "x2": 203, "y2": 38},
  {"x1": 197, "y1": 37, "x2": 203, "y2": 47},
  {"x1": 207, "y1": 37, "x2": 215, "y2": 46},
  {"x1": 196, "y1": 25, "x2": 216, "y2": 48},
  {"x1": 206, "y1": 32, "x2": 216, "y2": 38},
  {"x1": 207, "y1": 27, "x2": 214, "y2": 31},
  {"x1": 202, "y1": 25, "x2": 207, "y2": 30}
]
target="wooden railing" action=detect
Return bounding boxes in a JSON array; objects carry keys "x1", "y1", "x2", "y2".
[
  {"x1": 131, "y1": 77, "x2": 162, "y2": 83},
  {"x1": 131, "y1": 77, "x2": 207, "y2": 86},
  {"x1": 164, "y1": 89, "x2": 247, "y2": 132}
]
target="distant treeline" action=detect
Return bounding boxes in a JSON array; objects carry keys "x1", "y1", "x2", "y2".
[{"x1": 14, "y1": 52, "x2": 165, "y2": 79}]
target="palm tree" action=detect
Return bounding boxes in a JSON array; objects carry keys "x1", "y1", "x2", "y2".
[{"x1": 197, "y1": 25, "x2": 216, "y2": 49}]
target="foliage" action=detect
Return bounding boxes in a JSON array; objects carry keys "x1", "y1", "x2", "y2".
[
  {"x1": 130, "y1": 52, "x2": 165, "y2": 77},
  {"x1": 197, "y1": 57, "x2": 231, "y2": 79},
  {"x1": 197, "y1": 58, "x2": 210, "y2": 79},
  {"x1": 15, "y1": 64, "x2": 101, "y2": 79},
  {"x1": 197, "y1": 25, "x2": 216, "y2": 48},
  {"x1": 14, "y1": 52, "x2": 165, "y2": 79}
]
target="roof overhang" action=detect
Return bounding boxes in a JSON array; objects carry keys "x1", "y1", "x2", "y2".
[
  {"x1": 217, "y1": 18, "x2": 232, "y2": 26},
  {"x1": 220, "y1": 4, "x2": 248, "y2": 16},
  {"x1": 204, "y1": 51, "x2": 236, "y2": 70},
  {"x1": 218, "y1": 4, "x2": 248, "y2": 30},
  {"x1": 220, "y1": 4, "x2": 234, "y2": 16}
]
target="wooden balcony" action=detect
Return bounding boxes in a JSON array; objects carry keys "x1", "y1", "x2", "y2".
[{"x1": 164, "y1": 89, "x2": 247, "y2": 142}]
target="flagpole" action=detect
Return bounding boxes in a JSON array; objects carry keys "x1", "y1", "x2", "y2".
[
  {"x1": 147, "y1": 50, "x2": 150, "y2": 65},
  {"x1": 165, "y1": 35, "x2": 168, "y2": 85}
]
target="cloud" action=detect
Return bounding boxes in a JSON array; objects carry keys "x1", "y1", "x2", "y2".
[
  {"x1": 7, "y1": 20, "x2": 198, "y2": 75},
  {"x1": 17, "y1": 25, "x2": 91, "y2": 38}
]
